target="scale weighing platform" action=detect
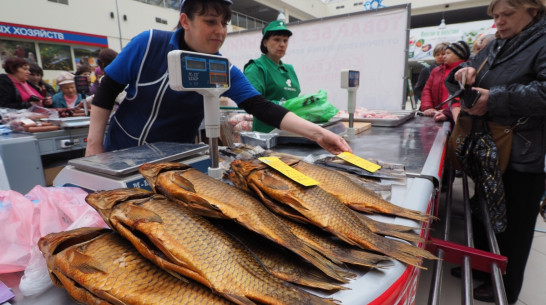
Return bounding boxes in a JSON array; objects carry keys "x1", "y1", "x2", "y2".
[{"x1": 54, "y1": 142, "x2": 209, "y2": 192}]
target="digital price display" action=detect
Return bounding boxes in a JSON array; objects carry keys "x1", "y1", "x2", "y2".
[
  {"x1": 168, "y1": 50, "x2": 230, "y2": 90},
  {"x1": 186, "y1": 57, "x2": 207, "y2": 71}
]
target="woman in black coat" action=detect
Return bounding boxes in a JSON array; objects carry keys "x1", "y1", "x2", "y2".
[{"x1": 449, "y1": 0, "x2": 546, "y2": 302}]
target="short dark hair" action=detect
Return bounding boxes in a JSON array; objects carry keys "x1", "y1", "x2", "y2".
[
  {"x1": 2, "y1": 57, "x2": 28, "y2": 74},
  {"x1": 97, "y1": 48, "x2": 118, "y2": 70},
  {"x1": 260, "y1": 31, "x2": 291, "y2": 54},
  {"x1": 75, "y1": 65, "x2": 92, "y2": 75},
  {"x1": 28, "y1": 63, "x2": 44, "y2": 76},
  {"x1": 180, "y1": 0, "x2": 231, "y2": 26}
]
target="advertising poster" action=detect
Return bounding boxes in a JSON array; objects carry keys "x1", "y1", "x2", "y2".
[
  {"x1": 0, "y1": 39, "x2": 36, "y2": 66},
  {"x1": 39, "y1": 43, "x2": 72, "y2": 71}
]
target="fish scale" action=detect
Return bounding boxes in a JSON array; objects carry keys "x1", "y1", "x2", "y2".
[
  {"x1": 229, "y1": 159, "x2": 438, "y2": 268},
  {"x1": 86, "y1": 188, "x2": 339, "y2": 305},
  {"x1": 38, "y1": 227, "x2": 235, "y2": 305}
]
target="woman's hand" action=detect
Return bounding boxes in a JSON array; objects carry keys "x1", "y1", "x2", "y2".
[
  {"x1": 42, "y1": 96, "x2": 52, "y2": 107},
  {"x1": 315, "y1": 129, "x2": 352, "y2": 155},
  {"x1": 422, "y1": 108, "x2": 437, "y2": 117},
  {"x1": 463, "y1": 88, "x2": 489, "y2": 116},
  {"x1": 455, "y1": 67, "x2": 477, "y2": 86}
]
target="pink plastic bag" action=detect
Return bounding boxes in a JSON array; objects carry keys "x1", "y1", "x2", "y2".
[{"x1": 0, "y1": 186, "x2": 107, "y2": 274}]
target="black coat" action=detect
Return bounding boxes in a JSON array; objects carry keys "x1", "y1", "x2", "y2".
[
  {"x1": 447, "y1": 16, "x2": 546, "y2": 173},
  {"x1": 0, "y1": 74, "x2": 30, "y2": 109}
]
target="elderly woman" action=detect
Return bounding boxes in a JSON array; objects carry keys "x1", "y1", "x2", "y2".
[
  {"x1": 51, "y1": 71, "x2": 85, "y2": 108},
  {"x1": 244, "y1": 20, "x2": 300, "y2": 133},
  {"x1": 449, "y1": 0, "x2": 545, "y2": 302},
  {"x1": 0, "y1": 57, "x2": 46, "y2": 109}
]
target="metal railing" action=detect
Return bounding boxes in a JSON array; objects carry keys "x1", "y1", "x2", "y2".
[{"x1": 426, "y1": 168, "x2": 508, "y2": 305}]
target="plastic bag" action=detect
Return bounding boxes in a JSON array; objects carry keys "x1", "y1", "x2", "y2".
[
  {"x1": 0, "y1": 186, "x2": 107, "y2": 274},
  {"x1": 283, "y1": 89, "x2": 339, "y2": 123}
]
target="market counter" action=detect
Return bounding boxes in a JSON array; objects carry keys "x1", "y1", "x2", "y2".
[{"x1": 0, "y1": 116, "x2": 450, "y2": 305}]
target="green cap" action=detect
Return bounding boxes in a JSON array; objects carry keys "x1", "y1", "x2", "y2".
[{"x1": 262, "y1": 20, "x2": 292, "y2": 36}]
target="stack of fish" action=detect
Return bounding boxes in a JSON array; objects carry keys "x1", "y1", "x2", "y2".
[{"x1": 38, "y1": 156, "x2": 437, "y2": 305}]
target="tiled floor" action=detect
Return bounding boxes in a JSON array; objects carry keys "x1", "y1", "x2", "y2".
[{"x1": 415, "y1": 177, "x2": 546, "y2": 305}]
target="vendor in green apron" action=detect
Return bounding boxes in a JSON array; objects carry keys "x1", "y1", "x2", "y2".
[{"x1": 244, "y1": 20, "x2": 300, "y2": 133}]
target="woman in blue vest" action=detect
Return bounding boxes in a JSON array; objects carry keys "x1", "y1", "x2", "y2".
[{"x1": 86, "y1": 0, "x2": 351, "y2": 156}]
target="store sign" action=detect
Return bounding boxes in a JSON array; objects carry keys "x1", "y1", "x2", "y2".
[{"x1": 0, "y1": 22, "x2": 108, "y2": 47}]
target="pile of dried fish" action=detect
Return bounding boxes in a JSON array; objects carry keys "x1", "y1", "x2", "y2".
[
  {"x1": 85, "y1": 188, "x2": 339, "y2": 305},
  {"x1": 228, "y1": 158, "x2": 437, "y2": 268}
]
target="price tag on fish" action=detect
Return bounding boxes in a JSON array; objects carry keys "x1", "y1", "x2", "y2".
[
  {"x1": 259, "y1": 157, "x2": 319, "y2": 186},
  {"x1": 336, "y1": 152, "x2": 382, "y2": 173}
]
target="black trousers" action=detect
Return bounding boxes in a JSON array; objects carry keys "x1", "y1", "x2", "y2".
[{"x1": 472, "y1": 170, "x2": 545, "y2": 303}]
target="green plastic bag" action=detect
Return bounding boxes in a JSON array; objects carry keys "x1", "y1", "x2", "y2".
[{"x1": 283, "y1": 89, "x2": 338, "y2": 123}]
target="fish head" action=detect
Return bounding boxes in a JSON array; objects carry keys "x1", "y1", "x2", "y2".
[
  {"x1": 85, "y1": 188, "x2": 154, "y2": 228},
  {"x1": 38, "y1": 227, "x2": 111, "y2": 286},
  {"x1": 138, "y1": 162, "x2": 191, "y2": 191}
]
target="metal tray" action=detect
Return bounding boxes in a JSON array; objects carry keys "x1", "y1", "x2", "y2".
[
  {"x1": 43, "y1": 117, "x2": 90, "y2": 128},
  {"x1": 346, "y1": 110, "x2": 416, "y2": 127}
]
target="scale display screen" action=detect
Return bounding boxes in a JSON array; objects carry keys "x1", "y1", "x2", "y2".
[
  {"x1": 168, "y1": 51, "x2": 230, "y2": 90},
  {"x1": 186, "y1": 57, "x2": 207, "y2": 71},
  {"x1": 348, "y1": 70, "x2": 360, "y2": 87}
]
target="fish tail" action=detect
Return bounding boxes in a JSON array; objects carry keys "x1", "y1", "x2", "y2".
[
  {"x1": 343, "y1": 250, "x2": 391, "y2": 268},
  {"x1": 280, "y1": 270, "x2": 349, "y2": 291},
  {"x1": 358, "y1": 215, "x2": 423, "y2": 243},
  {"x1": 297, "y1": 245, "x2": 356, "y2": 282},
  {"x1": 388, "y1": 239, "x2": 439, "y2": 268}
]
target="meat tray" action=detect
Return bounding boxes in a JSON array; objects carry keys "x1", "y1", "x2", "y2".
[{"x1": 348, "y1": 110, "x2": 416, "y2": 127}]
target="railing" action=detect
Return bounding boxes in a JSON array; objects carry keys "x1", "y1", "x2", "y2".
[{"x1": 426, "y1": 168, "x2": 509, "y2": 304}]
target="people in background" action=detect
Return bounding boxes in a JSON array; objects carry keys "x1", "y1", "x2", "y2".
[
  {"x1": 51, "y1": 71, "x2": 84, "y2": 108},
  {"x1": 413, "y1": 42, "x2": 449, "y2": 102},
  {"x1": 473, "y1": 34, "x2": 496, "y2": 55},
  {"x1": 28, "y1": 63, "x2": 55, "y2": 107},
  {"x1": 420, "y1": 40, "x2": 470, "y2": 123},
  {"x1": 75, "y1": 64, "x2": 92, "y2": 84},
  {"x1": 243, "y1": 20, "x2": 300, "y2": 133},
  {"x1": 0, "y1": 57, "x2": 46, "y2": 109},
  {"x1": 85, "y1": 0, "x2": 350, "y2": 157},
  {"x1": 448, "y1": 0, "x2": 545, "y2": 302}
]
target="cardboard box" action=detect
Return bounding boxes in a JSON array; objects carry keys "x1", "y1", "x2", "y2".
[{"x1": 44, "y1": 165, "x2": 65, "y2": 186}]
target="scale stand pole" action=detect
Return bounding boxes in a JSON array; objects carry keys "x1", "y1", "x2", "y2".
[
  {"x1": 202, "y1": 91, "x2": 223, "y2": 179},
  {"x1": 341, "y1": 69, "x2": 360, "y2": 141}
]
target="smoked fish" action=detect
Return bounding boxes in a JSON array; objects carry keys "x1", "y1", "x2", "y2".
[
  {"x1": 86, "y1": 188, "x2": 340, "y2": 305},
  {"x1": 229, "y1": 159, "x2": 437, "y2": 268},
  {"x1": 284, "y1": 158, "x2": 433, "y2": 222},
  {"x1": 138, "y1": 162, "x2": 355, "y2": 284},
  {"x1": 38, "y1": 227, "x2": 235, "y2": 305}
]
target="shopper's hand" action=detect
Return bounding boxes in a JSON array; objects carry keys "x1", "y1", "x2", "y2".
[
  {"x1": 422, "y1": 109, "x2": 437, "y2": 117},
  {"x1": 463, "y1": 88, "x2": 489, "y2": 116},
  {"x1": 455, "y1": 67, "x2": 477, "y2": 86}
]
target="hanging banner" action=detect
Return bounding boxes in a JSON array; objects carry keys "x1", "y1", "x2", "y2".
[
  {"x1": 0, "y1": 22, "x2": 108, "y2": 48},
  {"x1": 409, "y1": 19, "x2": 496, "y2": 61}
]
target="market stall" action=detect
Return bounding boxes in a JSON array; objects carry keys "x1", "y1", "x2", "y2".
[{"x1": 0, "y1": 114, "x2": 450, "y2": 305}]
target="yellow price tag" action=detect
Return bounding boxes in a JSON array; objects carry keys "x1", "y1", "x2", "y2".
[
  {"x1": 259, "y1": 157, "x2": 319, "y2": 187},
  {"x1": 336, "y1": 152, "x2": 382, "y2": 173}
]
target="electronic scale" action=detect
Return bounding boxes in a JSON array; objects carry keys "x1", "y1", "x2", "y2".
[
  {"x1": 168, "y1": 50, "x2": 230, "y2": 179},
  {"x1": 341, "y1": 69, "x2": 360, "y2": 140},
  {"x1": 53, "y1": 142, "x2": 209, "y2": 192}
]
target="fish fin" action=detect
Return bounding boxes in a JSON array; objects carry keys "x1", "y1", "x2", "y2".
[
  {"x1": 121, "y1": 203, "x2": 163, "y2": 229},
  {"x1": 223, "y1": 294, "x2": 257, "y2": 305},
  {"x1": 170, "y1": 172, "x2": 197, "y2": 192},
  {"x1": 387, "y1": 239, "x2": 439, "y2": 269},
  {"x1": 260, "y1": 172, "x2": 291, "y2": 191},
  {"x1": 283, "y1": 270, "x2": 350, "y2": 291},
  {"x1": 71, "y1": 249, "x2": 109, "y2": 274},
  {"x1": 357, "y1": 216, "x2": 424, "y2": 243}
]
